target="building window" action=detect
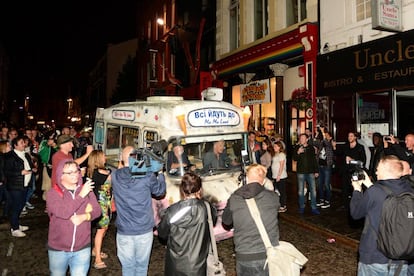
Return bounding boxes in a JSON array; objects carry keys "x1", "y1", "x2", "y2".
[
  {"x1": 254, "y1": 0, "x2": 268, "y2": 40},
  {"x1": 286, "y1": 0, "x2": 307, "y2": 26},
  {"x1": 356, "y1": 0, "x2": 371, "y2": 21},
  {"x1": 230, "y1": 0, "x2": 240, "y2": 51}
]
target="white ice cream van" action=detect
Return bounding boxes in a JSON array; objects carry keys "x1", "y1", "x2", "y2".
[{"x1": 93, "y1": 94, "x2": 254, "y2": 240}]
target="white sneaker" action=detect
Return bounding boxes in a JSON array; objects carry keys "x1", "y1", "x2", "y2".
[
  {"x1": 19, "y1": 225, "x2": 29, "y2": 231},
  {"x1": 25, "y1": 202, "x2": 35, "y2": 210},
  {"x1": 20, "y1": 209, "x2": 28, "y2": 216},
  {"x1": 11, "y1": 229, "x2": 26, "y2": 237}
]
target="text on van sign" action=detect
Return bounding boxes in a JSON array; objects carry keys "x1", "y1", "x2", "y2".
[
  {"x1": 188, "y1": 108, "x2": 240, "y2": 127},
  {"x1": 112, "y1": 110, "x2": 135, "y2": 121}
]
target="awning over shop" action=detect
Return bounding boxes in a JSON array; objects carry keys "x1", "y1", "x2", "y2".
[{"x1": 213, "y1": 28, "x2": 303, "y2": 78}]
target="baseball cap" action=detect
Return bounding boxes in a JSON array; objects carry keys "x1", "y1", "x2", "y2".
[{"x1": 57, "y1": 134, "x2": 74, "y2": 146}]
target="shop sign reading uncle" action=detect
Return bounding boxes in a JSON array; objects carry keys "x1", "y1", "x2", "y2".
[
  {"x1": 188, "y1": 108, "x2": 240, "y2": 127},
  {"x1": 240, "y1": 79, "x2": 271, "y2": 106}
]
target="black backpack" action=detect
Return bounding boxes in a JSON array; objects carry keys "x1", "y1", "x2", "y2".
[{"x1": 376, "y1": 184, "x2": 414, "y2": 260}]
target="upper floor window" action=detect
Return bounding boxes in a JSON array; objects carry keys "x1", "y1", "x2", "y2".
[
  {"x1": 286, "y1": 0, "x2": 307, "y2": 26},
  {"x1": 255, "y1": 0, "x2": 268, "y2": 40},
  {"x1": 356, "y1": 0, "x2": 371, "y2": 21},
  {"x1": 230, "y1": 0, "x2": 240, "y2": 51}
]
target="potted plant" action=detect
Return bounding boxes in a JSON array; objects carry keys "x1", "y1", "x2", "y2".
[{"x1": 291, "y1": 87, "x2": 312, "y2": 110}]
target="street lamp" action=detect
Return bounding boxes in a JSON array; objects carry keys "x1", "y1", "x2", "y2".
[{"x1": 157, "y1": 18, "x2": 164, "y2": 26}]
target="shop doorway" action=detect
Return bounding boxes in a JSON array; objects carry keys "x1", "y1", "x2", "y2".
[{"x1": 396, "y1": 90, "x2": 414, "y2": 138}]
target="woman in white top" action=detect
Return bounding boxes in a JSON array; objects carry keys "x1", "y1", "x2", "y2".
[{"x1": 271, "y1": 141, "x2": 288, "y2": 212}]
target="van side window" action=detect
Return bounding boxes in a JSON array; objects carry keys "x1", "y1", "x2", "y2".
[
  {"x1": 94, "y1": 122, "x2": 104, "y2": 144},
  {"x1": 107, "y1": 126, "x2": 120, "y2": 149},
  {"x1": 122, "y1": 127, "x2": 139, "y2": 148},
  {"x1": 144, "y1": 131, "x2": 158, "y2": 148}
]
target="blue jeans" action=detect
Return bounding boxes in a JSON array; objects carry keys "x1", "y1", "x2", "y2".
[
  {"x1": 357, "y1": 262, "x2": 408, "y2": 276},
  {"x1": 8, "y1": 189, "x2": 26, "y2": 230},
  {"x1": 117, "y1": 231, "x2": 153, "y2": 276},
  {"x1": 297, "y1": 173, "x2": 317, "y2": 210},
  {"x1": 236, "y1": 258, "x2": 268, "y2": 276},
  {"x1": 48, "y1": 246, "x2": 91, "y2": 276},
  {"x1": 25, "y1": 174, "x2": 36, "y2": 203},
  {"x1": 318, "y1": 166, "x2": 332, "y2": 202}
]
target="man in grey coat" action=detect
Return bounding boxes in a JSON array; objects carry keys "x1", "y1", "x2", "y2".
[{"x1": 222, "y1": 164, "x2": 279, "y2": 276}]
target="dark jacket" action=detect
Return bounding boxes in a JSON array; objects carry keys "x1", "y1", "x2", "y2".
[
  {"x1": 0, "y1": 153, "x2": 6, "y2": 184},
  {"x1": 350, "y1": 178, "x2": 414, "y2": 264},
  {"x1": 222, "y1": 182, "x2": 280, "y2": 261},
  {"x1": 384, "y1": 143, "x2": 414, "y2": 171},
  {"x1": 4, "y1": 150, "x2": 35, "y2": 191},
  {"x1": 343, "y1": 142, "x2": 366, "y2": 170},
  {"x1": 369, "y1": 145, "x2": 384, "y2": 181},
  {"x1": 292, "y1": 144, "x2": 319, "y2": 174},
  {"x1": 111, "y1": 168, "x2": 166, "y2": 235},
  {"x1": 158, "y1": 199, "x2": 216, "y2": 276}
]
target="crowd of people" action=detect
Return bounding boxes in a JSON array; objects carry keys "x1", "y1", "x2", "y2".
[{"x1": 1, "y1": 122, "x2": 414, "y2": 275}]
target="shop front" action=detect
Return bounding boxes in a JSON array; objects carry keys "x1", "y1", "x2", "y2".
[
  {"x1": 212, "y1": 23, "x2": 319, "y2": 152},
  {"x1": 317, "y1": 28, "x2": 414, "y2": 146}
]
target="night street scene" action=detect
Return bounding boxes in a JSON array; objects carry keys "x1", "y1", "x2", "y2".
[{"x1": 1, "y1": 1, "x2": 414, "y2": 275}]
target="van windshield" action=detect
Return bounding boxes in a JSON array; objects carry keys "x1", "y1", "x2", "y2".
[{"x1": 166, "y1": 138, "x2": 244, "y2": 177}]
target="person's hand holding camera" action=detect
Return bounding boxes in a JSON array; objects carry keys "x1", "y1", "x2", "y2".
[
  {"x1": 383, "y1": 134, "x2": 397, "y2": 148},
  {"x1": 351, "y1": 179, "x2": 363, "y2": 192},
  {"x1": 361, "y1": 171, "x2": 373, "y2": 188}
]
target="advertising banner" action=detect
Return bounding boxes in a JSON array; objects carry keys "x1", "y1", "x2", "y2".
[{"x1": 240, "y1": 79, "x2": 271, "y2": 105}]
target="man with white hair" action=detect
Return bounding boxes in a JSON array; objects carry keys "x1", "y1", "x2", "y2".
[{"x1": 384, "y1": 133, "x2": 414, "y2": 172}]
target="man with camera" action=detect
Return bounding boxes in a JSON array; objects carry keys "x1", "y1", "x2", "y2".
[
  {"x1": 350, "y1": 155, "x2": 413, "y2": 275},
  {"x1": 111, "y1": 146, "x2": 166, "y2": 276},
  {"x1": 384, "y1": 133, "x2": 414, "y2": 173},
  {"x1": 339, "y1": 132, "x2": 366, "y2": 214}
]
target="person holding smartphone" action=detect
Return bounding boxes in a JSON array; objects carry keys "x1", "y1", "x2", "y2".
[{"x1": 46, "y1": 160, "x2": 101, "y2": 275}]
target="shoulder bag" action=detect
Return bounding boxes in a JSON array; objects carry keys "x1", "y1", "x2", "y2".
[
  {"x1": 245, "y1": 198, "x2": 308, "y2": 276},
  {"x1": 205, "y1": 201, "x2": 226, "y2": 276}
]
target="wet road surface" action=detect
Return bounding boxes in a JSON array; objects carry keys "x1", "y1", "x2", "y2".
[{"x1": 0, "y1": 173, "x2": 362, "y2": 275}]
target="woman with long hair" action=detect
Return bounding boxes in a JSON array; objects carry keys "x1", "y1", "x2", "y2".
[
  {"x1": 272, "y1": 141, "x2": 288, "y2": 212},
  {"x1": 260, "y1": 138, "x2": 275, "y2": 169},
  {"x1": 260, "y1": 138, "x2": 275, "y2": 183},
  {"x1": 87, "y1": 150, "x2": 112, "y2": 269}
]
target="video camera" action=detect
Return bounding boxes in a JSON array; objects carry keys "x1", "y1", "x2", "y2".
[{"x1": 129, "y1": 140, "x2": 168, "y2": 177}]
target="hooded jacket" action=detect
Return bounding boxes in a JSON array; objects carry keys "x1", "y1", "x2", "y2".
[
  {"x1": 222, "y1": 182, "x2": 280, "y2": 261},
  {"x1": 157, "y1": 199, "x2": 216, "y2": 276},
  {"x1": 350, "y1": 178, "x2": 414, "y2": 264},
  {"x1": 111, "y1": 168, "x2": 166, "y2": 235},
  {"x1": 46, "y1": 160, "x2": 101, "y2": 252}
]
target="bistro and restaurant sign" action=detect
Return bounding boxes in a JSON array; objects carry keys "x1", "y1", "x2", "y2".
[{"x1": 317, "y1": 29, "x2": 414, "y2": 95}]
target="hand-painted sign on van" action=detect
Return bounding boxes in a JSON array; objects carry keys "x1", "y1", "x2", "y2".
[{"x1": 188, "y1": 108, "x2": 240, "y2": 127}]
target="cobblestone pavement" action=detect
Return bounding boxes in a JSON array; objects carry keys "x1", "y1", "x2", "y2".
[{"x1": 0, "y1": 195, "x2": 358, "y2": 276}]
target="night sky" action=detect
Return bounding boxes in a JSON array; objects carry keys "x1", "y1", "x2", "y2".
[{"x1": 0, "y1": 1, "x2": 137, "y2": 100}]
